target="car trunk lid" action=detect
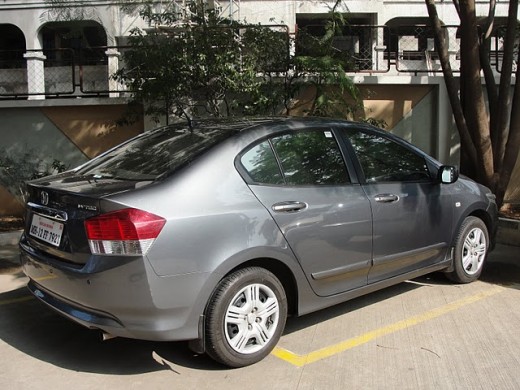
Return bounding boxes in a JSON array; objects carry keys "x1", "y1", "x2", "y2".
[{"x1": 23, "y1": 173, "x2": 145, "y2": 265}]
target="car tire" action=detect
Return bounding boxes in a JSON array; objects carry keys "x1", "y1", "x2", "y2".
[
  {"x1": 446, "y1": 216, "x2": 489, "y2": 283},
  {"x1": 205, "y1": 267, "x2": 287, "y2": 368}
]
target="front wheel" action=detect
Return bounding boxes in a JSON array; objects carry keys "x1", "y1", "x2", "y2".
[
  {"x1": 446, "y1": 216, "x2": 489, "y2": 283},
  {"x1": 205, "y1": 267, "x2": 287, "y2": 367}
]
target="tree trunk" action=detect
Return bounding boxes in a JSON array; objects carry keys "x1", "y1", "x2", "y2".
[
  {"x1": 493, "y1": 0, "x2": 518, "y2": 172},
  {"x1": 425, "y1": 0, "x2": 477, "y2": 170},
  {"x1": 480, "y1": 0, "x2": 498, "y2": 147},
  {"x1": 458, "y1": 0, "x2": 494, "y2": 186},
  {"x1": 496, "y1": 48, "x2": 520, "y2": 207},
  {"x1": 425, "y1": 0, "x2": 520, "y2": 209}
]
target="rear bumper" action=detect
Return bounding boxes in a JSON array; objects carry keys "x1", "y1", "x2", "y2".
[{"x1": 19, "y1": 235, "x2": 210, "y2": 342}]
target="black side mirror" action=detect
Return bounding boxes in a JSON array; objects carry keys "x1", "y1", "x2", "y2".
[{"x1": 438, "y1": 165, "x2": 459, "y2": 184}]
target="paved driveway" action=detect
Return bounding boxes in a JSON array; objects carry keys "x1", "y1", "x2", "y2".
[{"x1": 0, "y1": 244, "x2": 519, "y2": 389}]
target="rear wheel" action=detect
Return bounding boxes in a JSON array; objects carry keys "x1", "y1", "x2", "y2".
[
  {"x1": 205, "y1": 267, "x2": 287, "y2": 367},
  {"x1": 446, "y1": 216, "x2": 489, "y2": 283}
]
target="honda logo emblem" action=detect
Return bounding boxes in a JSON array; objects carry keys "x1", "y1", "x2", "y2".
[{"x1": 40, "y1": 191, "x2": 49, "y2": 206}]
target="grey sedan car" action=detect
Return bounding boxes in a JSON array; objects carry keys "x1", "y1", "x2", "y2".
[{"x1": 20, "y1": 117, "x2": 497, "y2": 367}]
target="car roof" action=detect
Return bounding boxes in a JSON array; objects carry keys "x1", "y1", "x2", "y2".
[{"x1": 179, "y1": 116, "x2": 370, "y2": 133}]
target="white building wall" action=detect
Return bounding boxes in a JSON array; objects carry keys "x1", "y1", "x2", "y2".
[{"x1": 0, "y1": 0, "x2": 518, "y2": 203}]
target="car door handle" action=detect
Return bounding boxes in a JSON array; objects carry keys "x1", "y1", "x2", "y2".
[
  {"x1": 271, "y1": 201, "x2": 307, "y2": 213},
  {"x1": 374, "y1": 194, "x2": 400, "y2": 203}
]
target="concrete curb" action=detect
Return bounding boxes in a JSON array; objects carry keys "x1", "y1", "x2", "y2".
[
  {"x1": 497, "y1": 217, "x2": 520, "y2": 247},
  {"x1": 0, "y1": 230, "x2": 22, "y2": 246},
  {"x1": 0, "y1": 230, "x2": 22, "y2": 272}
]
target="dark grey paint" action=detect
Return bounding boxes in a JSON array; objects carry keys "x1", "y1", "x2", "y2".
[{"x1": 19, "y1": 117, "x2": 498, "y2": 345}]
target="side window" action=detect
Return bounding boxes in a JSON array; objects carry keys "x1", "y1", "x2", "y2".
[
  {"x1": 240, "y1": 130, "x2": 350, "y2": 185},
  {"x1": 346, "y1": 129, "x2": 431, "y2": 183},
  {"x1": 271, "y1": 130, "x2": 349, "y2": 185},
  {"x1": 241, "y1": 141, "x2": 284, "y2": 185}
]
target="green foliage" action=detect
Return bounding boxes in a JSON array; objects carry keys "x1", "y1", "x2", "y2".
[
  {"x1": 361, "y1": 117, "x2": 388, "y2": 129},
  {"x1": 0, "y1": 147, "x2": 68, "y2": 205},
  {"x1": 115, "y1": 0, "x2": 371, "y2": 122}
]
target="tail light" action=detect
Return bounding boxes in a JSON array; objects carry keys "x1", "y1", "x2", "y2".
[{"x1": 85, "y1": 208, "x2": 166, "y2": 256}]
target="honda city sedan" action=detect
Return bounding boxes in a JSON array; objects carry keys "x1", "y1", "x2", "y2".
[{"x1": 19, "y1": 117, "x2": 497, "y2": 367}]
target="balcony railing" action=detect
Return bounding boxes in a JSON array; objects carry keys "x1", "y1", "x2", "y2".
[
  {"x1": 0, "y1": 47, "x2": 129, "y2": 99},
  {"x1": 0, "y1": 25, "x2": 515, "y2": 100}
]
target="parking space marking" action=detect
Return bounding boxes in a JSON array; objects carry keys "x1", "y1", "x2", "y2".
[
  {"x1": 272, "y1": 286, "x2": 505, "y2": 367},
  {"x1": 0, "y1": 295, "x2": 33, "y2": 306}
]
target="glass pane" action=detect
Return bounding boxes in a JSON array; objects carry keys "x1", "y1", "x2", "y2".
[
  {"x1": 241, "y1": 141, "x2": 283, "y2": 185},
  {"x1": 272, "y1": 130, "x2": 349, "y2": 185},
  {"x1": 77, "y1": 124, "x2": 237, "y2": 181},
  {"x1": 347, "y1": 130, "x2": 431, "y2": 183}
]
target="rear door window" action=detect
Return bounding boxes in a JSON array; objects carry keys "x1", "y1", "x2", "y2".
[
  {"x1": 240, "y1": 130, "x2": 350, "y2": 185},
  {"x1": 241, "y1": 141, "x2": 284, "y2": 185}
]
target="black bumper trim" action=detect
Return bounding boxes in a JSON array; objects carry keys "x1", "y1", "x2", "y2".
[{"x1": 27, "y1": 281, "x2": 123, "y2": 329}]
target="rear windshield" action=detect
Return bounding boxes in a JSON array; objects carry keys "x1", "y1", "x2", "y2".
[{"x1": 76, "y1": 123, "x2": 238, "y2": 181}]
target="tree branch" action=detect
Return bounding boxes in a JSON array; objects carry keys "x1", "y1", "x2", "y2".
[
  {"x1": 425, "y1": 0, "x2": 477, "y2": 168},
  {"x1": 481, "y1": 0, "x2": 498, "y2": 146},
  {"x1": 458, "y1": 0, "x2": 494, "y2": 185},
  {"x1": 452, "y1": 0, "x2": 461, "y2": 18},
  {"x1": 493, "y1": 0, "x2": 518, "y2": 172},
  {"x1": 483, "y1": 0, "x2": 496, "y2": 40},
  {"x1": 496, "y1": 47, "x2": 520, "y2": 206}
]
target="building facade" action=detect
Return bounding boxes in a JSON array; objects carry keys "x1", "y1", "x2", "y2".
[{"x1": 0, "y1": 0, "x2": 518, "y2": 214}]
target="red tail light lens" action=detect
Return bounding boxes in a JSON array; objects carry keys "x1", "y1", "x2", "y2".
[{"x1": 85, "y1": 208, "x2": 166, "y2": 256}]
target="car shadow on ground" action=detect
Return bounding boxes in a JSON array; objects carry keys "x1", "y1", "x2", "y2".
[
  {"x1": 480, "y1": 260, "x2": 520, "y2": 289},
  {"x1": 0, "y1": 286, "x2": 224, "y2": 373},
  {"x1": 0, "y1": 276, "x2": 439, "y2": 373},
  {"x1": 282, "y1": 276, "x2": 428, "y2": 335},
  {"x1": 0, "y1": 245, "x2": 516, "y2": 373}
]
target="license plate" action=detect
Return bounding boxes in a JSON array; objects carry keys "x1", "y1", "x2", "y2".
[{"x1": 29, "y1": 214, "x2": 64, "y2": 247}]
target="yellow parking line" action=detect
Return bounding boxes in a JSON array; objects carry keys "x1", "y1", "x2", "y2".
[
  {"x1": 272, "y1": 286, "x2": 504, "y2": 367},
  {"x1": 0, "y1": 296, "x2": 33, "y2": 306}
]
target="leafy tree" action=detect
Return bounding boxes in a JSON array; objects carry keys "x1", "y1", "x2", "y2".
[
  {"x1": 425, "y1": 0, "x2": 520, "y2": 207},
  {"x1": 114, "y1": 0, "x2": 363, "y2": 123}
]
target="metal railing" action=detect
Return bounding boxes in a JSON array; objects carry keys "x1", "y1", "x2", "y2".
[
  {"x1": 0, "y1": 47, "x2": 129, "y2": 98},
  {"x1": 0, "y1": 24, "x2": 515, "y2": 100}
]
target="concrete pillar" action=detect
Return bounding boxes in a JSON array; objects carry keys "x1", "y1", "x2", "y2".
[
  {"x1": 23, "y1": 51, "x2": 46, "y2": 100},
  {"x1": 374, "y1": 45, "x2": 387, "y2": 72},
  {"x1": 437, "y1": 78, "x2": 458, "y2": 165},
  {"x1": 105, "y1": 48, "x2": 121, "y2": 98}
]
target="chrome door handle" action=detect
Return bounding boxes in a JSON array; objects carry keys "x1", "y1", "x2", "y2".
[
  {"x1": 271, "y1": 201, "x2": 307, "y2": 213},
  {"x1": 374, "y1": 194, "x2": 399, "y2": 203}
]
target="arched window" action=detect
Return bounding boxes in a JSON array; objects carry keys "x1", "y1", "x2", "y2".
[
  {"x1": 384, "y1": 17, "x2": 438, "y2": 61},
  {"x1": 40, "y1": 21, "x2": 107, "y2": 67},
  {"x1": 296, "y1": 13, "x2": 377, "y2": 71},
  {"x1": 0, "y1": 24, "x2": 26, "y2": 69}
]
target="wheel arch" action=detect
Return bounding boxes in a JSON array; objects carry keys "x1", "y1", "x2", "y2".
[
  {"x1": 445, "y1": 213, "x2": 490, "y2": 283},
  {"x1": 190, "y1": 256, "x2": 300, "y2": 356},
  {"x1": 452, "y1": 205, "x2": 493, "y2": 248},
  {"x1": 224, "y1": 258, "x2": 299, "y2": 317},
  {"x1": 468, "y1": 209, "x2": 494, "y2": 245}
]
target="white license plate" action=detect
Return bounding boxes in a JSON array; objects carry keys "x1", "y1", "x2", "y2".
[{"x1": 29, "y1": 215, "x2": 64, "y2": 247}]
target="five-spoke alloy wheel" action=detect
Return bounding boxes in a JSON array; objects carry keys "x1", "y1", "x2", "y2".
[
  {"x1": 205, "y1": 267, "x2": 287, "y2": 367},
  {"x1": 447, "y1": 216, "x2": 489, "y2": 283}
]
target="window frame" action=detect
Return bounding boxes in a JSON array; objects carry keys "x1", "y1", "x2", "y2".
[
  {"x1": 337, "y1": 125, "x2": 438, "y2": 185},
  {"x1": 236, "y1": 128, "x2": 357, "y2": 187}
]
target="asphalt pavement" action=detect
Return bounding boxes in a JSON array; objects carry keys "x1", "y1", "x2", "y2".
[{"x1": 0, "y1": 229, "x2": 519, "y2": 389}]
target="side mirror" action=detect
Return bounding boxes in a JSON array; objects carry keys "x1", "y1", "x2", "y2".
[{"x1": 438, "y1": 165, "x2": 459, "y2": 184}]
